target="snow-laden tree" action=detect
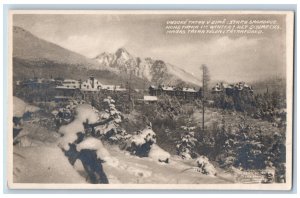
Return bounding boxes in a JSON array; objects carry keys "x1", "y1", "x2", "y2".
[
  {"x1": 58, "y1": 104, "x2": 118, "y2": 184},
  {"x1": 95, "y1": 96, "x2": 131, "y2": 143},
  {"x1": 176, "y1": 125, "x2": 198, "y2": 160}
]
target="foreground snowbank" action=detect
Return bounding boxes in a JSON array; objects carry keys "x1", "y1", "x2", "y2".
[
  {"x1": 148, "y1": 144, "x2": 170, "y2": 163},
  {"x1": 13, "y1": 96, "x2": 40, "y2": 117},
  {"x1": 13, "y1": 146, "x2": 86, "y2": 183}
]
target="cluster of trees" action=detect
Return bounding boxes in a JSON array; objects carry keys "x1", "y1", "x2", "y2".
[
  {"x1": 14, "y1": 84, "x2": 58, "y2": 103},
  {"x1": 196, "y1": 115, "x2": 286, "y2": 183},
  {"x1": 212, "y1": 88, "x2": 286, "y2": 127}
]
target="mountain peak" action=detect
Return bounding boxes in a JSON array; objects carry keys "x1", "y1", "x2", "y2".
[
  {"x1": 115, "y1": 47, "x2": 131, "y2": 58},
  {"x1": 94, "y1": 52, "x2": 111, "y2": 59},
  {"x1": 116, "y1": 47, "x2": 128, "y2": 53}
]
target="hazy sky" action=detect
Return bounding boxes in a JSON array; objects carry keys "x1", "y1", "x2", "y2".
[{"x1": 13, "y1": 13, "x2": 287, "y2": 82}]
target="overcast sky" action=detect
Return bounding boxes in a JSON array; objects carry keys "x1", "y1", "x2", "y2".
[{"x1": 13, "y1": 13, "x2": 287, "y2": 82}]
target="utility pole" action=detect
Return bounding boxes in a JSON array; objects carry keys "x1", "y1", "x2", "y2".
[
  {"x1": 201, "y1": 64, "x2": 210, "y2": 132},
  {"x1": 202, "y1": 65, "x2": 205, "y2": 132}
]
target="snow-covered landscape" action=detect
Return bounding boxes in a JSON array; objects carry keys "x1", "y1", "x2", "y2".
[
  {"x1": 9, "y1": 11, "x2": 291, "y2": 189},
  {"x1": 12, "y1": 94, "x2": 284, "y2": 185},
  {"x1": 13, "y1": 97, "x2": 234, "y2": 184}
]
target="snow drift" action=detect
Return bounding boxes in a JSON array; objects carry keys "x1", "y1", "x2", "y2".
[
  {"x1": 148, "y1": 144, "x2": 170, "y2": 163},
  {"x1": 13, "y1": 96, "x2": 40, "y2": 117}
]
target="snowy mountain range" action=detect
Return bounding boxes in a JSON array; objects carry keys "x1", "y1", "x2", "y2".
[
  {"x1": 94, "y1": 48, "x2": 202, "y2": 86},
  {"x1": 13, "y1": 26, "x2": 201, "y2": 87}
]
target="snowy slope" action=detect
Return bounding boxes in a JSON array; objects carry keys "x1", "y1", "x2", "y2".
[
  {"x1": 166, "y1": 63, "x2": 201, "y2": 86},
  {"x1": 13, "y1": 26, "x2": 103, "y2": 70}
]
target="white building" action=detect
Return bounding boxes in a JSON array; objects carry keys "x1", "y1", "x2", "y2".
[
  {"x1": 80, "y1": 76, "x2": 103, "y2": 91},
  {"x1": 56, "y1": 79, "x2": 80, "y2": 90},
  {"x1": 101, "y1": 84, "x2": 126, "y2": 92},
  {"x1": 55, "y1": 76, "x2": 126, "y2": 92}
]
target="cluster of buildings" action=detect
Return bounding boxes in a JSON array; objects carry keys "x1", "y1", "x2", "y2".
[
  {"x1": 16, "y1": 78, "x2": 57, "y2": 88},
  {"x1": 16, "y1": 76, "x2": 127, "y2": 102},
  {"x1": 17, "y1": 77, "x2": 254, "y2": 104},
  {"x1": 18, "y1": 76, "x2": 127, "y2": 92},
  {"x1": 55, "y1": 76, "x2": 126, "y2": 92},
  {"x1": 148, "y1": 85, "x2": 202, "y2": 100},
  {"x1": 212, "y1": 82, "x2": 254, "y2": 95}
]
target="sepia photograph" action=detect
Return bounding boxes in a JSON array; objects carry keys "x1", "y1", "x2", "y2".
[{"x1": 7, "y1": 10, "x2": 294, "y2": 190}]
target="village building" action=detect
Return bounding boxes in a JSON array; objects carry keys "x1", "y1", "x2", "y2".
[
  {"x1": 55, "y1": 76, "x2": 126, "y2": 92},
  {"x1": 212, "y1": 82, "x2": 254, "y2": 95},
  {"x1": 137, "y1": 95, "x2": 158, "y2": 104},
  {"x1": 149, "y1": 85, "x2": 201, "y2": 99},
  {"x1": 143, "y1": 95, "x2": 158, "y2": 103},
  {"x1": 56, "y1": 79, "x2": 80, "y2": 89},
  {"x1": 101, "y1": 85, "x2": 127, "y2": 92},
  {"x1": 80, "y1": 76, "x2": 103, "y2": 91},
  {"x1": 20, "y1": 77, "x2": 53, "y2": 88}
]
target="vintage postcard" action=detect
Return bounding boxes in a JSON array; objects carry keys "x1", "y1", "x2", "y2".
[{"x1": 7, "y1": 10, "x2": 294, "y2": 190}]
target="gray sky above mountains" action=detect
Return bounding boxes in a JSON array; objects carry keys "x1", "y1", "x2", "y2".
[{"x1": 14, "y1": 13, "x2": 287, "y2": 82}]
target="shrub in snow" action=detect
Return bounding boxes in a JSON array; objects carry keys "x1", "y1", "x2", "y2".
[
  {"x1": 131, "y1": 128, "x2": 157, "y2": 146},
  {"x1": 261, "y1": 167, "x2": 275, "y2": 183},
  {"x1": 53, "y1": 107, "x2": 74, "y2": 127},
  {"x1": 148, "y1": 144, "x2": 170, "y2": 164},
  {"x1": 176, "y1": 127, "x2": 198, "y2": 160},
  {"x1": 124, "y1": 128, "x2": 157, "y2": 157},
  {"x1": 196, "y1": 156, "x2": 217, "y2": 176},
  {"x1": 122, "y1": 127, "x2": 170, "y2": 163}
]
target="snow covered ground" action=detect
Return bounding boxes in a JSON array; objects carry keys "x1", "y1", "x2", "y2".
[
  {"x1": 13, "y1": 139, "x2": 233, "y2": 184},
  {"x1": 98, "y1": 145, "x2": 234, "y2": 184},
  {"x1": 12, "y1": 101, "x2": 234, "y2": 184}
]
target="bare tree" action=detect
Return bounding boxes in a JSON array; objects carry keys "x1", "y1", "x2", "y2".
[{"x1": 201, "y1": 64, "x2": 210, "y2": 132}]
